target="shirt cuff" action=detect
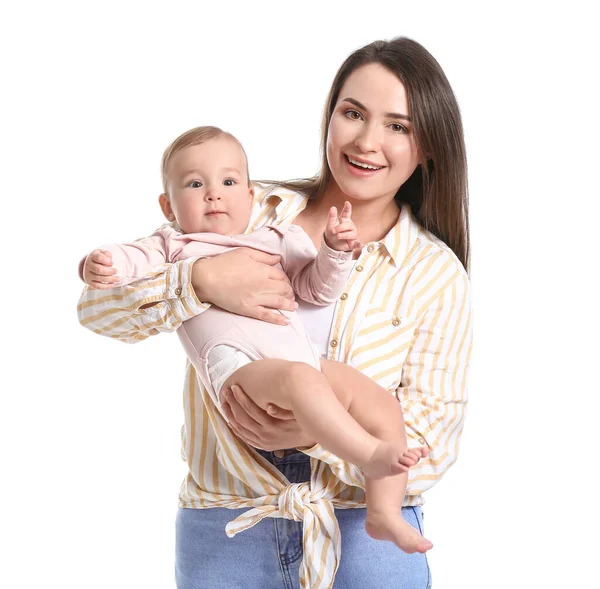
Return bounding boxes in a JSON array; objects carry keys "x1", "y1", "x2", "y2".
[
  {"x1": 320, "y1": 234, "x2": 354, "y2": 262},
  {"x1": 298, "y1": 442, "x2": 336, "y2": 463},
  {"x1": 166, "y1": 257, "x2": 210, "y2": 319},
  {"x1": 299, "y1": 443, "x2": 365, "y2": 490}
]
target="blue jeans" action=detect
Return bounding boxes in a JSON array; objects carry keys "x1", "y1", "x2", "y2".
[{"x1": 176, "y1": 449, "x2": 431, "y2": 588}]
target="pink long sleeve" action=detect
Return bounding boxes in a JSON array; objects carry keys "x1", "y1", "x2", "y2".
[
  {"x1": 282, "y1": 226, "x2": 354, "y2": 306},
  {"x1": 78, "y1": 225, "x2": 176, "y2": 286}
]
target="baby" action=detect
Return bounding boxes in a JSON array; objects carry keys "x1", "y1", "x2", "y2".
[{"x1": 81, "y1": 126, "x2": 432, "y2": 554}]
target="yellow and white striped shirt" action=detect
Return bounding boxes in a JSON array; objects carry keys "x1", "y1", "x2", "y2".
[{"x1": 77, "y1": 183, "x2": 472, "y2": 589}]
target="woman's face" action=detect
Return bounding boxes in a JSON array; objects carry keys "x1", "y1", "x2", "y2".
[{"x1": 326, "y1": 63, "x2": 420, "y2": 205}]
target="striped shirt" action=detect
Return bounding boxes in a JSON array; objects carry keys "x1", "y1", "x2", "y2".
[{"x1": 77, "y1": 183, "x2": 473, "y2": 589}]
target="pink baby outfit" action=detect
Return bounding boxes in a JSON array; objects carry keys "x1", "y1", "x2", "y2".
[{"x1": 91, "y1": 223, "x2": 354, "y2": 413}]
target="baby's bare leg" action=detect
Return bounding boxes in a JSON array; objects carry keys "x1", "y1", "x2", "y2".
[
  {"x1": 221, "y1": 359, "x2": 383, "y2": 468},
  {"x1": 319, "y1": 359, "x2": 417, "y2": 477},
  {"x1": 319, "y1": 359, "x2": 432, "y2": 553},
  {"x1": 222, "y1": 358, "x2": 432, "y2": 553}
]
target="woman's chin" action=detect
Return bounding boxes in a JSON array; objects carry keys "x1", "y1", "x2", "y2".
[{"x1": 336, "y1": 184, "x2": 394, "y2": 206}]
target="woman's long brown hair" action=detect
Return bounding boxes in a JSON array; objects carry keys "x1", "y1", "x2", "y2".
[{"x1": 265, "y1": 37, "x2": 470, "y2": 271}]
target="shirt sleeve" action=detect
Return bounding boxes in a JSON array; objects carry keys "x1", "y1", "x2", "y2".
[
  {"x1": 77, "y1": 258, "x2": 210, "y2": 344},
  {"x1": 284, "y1": 229, "x2": 354, "y2": 306},
  {"x1": 399, "y1": 271, "x2": 473, "y2": 496}
]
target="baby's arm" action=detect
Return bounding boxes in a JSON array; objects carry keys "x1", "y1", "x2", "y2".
[
  {"x1": 285, "y1": 202, "x2": 361, "y2": 305},
  {"x1": 80, "y1": 229, "x2": 169, "y2": 288}
]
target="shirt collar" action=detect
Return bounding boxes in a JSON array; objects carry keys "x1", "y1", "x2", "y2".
[
  {"x1": 257, "y1": 184, "x2": 308, "y2": 224},
  {"x1": 380, "y1": 203, "x2": 421, "y2": 267},
  {"x1": 256, "y1": 183, "x2": 420, "y2": 267}
]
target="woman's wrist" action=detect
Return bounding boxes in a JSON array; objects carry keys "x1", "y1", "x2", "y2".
[
  {"x1": 191, "y1": 258, "x2": 212, "y2": 303},
  {"x1": 296, "y1": 438, "x2": 317, "y2": 451},
  {"x1": 291, "y1": 430, "x2": 317, "y2": 450}
]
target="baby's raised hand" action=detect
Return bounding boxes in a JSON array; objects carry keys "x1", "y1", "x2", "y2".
[
  {"x1": 325, "y1": 201, "x2": 363, "y2": 252},
  {"x1": 83, "y1": 249, "x2": 120, "y2": 289}
]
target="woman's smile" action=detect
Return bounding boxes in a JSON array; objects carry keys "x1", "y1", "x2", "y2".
[{"x1": 344, "y1": 154, "x2": 386, "y2": 176}]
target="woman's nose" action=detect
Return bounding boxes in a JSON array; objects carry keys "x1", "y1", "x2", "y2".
[{"x1": 354, "y1": 123, "x2": 382, "y2": 153}]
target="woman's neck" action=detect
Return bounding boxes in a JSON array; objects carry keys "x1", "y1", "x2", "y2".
[{"x1": 303, "y1": 185, "x2": 400, "y2": 245}]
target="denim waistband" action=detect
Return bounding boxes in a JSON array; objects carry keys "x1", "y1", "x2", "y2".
[{"x1": 254, "y1": 448, "x2": 311, "y2": 466}]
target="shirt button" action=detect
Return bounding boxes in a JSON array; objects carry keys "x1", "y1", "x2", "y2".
[
  {"x1": 274, "y1": 450, "x2": 285, "y2": 458},
  {"x1": 367, "y1": 244, "x2": 375, "y2": 253},
  {"x1": 340, "y1": 293, "x2": 348, "y2": 300},
  {"x1": 330, "y1": 339, "x2": 338, "y2": 347},
  {"x1": 355, "y1": 265, "x2": 364, "y2": 272},
  {"x1": 392, "y1": 317, "x2": 400, "y2": 327},
  {"x1": 175, "y1": 287, "x2": 182, "y2": 296}
]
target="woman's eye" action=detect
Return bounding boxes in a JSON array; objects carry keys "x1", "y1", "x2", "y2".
[
  {"x1": 344, "y1": 109, "x2": 362, "y2": 121},
  {"x1": 188, "y1": 180, "x2": 202, "y2": 188},
  {"x1": 223, "y1": 179, "x2": 236, "y2": 186},
  {"x1": 389, "y1": 123, "x2": 407, "y2": 134}
]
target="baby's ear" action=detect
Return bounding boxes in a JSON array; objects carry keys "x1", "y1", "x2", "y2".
[
  {"x1": 159, "y1": 193, "x2": 175, "y2": 221},
  {"x1": 248, "y1": 185, "x2": 255, "y2": 204}
]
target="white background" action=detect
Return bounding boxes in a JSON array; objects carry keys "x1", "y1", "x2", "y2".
[{"x1": 1, "y1": 1, "x2": 598, "y2": 587}]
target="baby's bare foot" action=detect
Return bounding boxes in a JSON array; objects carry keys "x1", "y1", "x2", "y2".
[
  {"x1": 366, "y1": 511, "x2": 433, "y2": 554},
  {"x1": 398, "y1": 445, "x2": 429, "y2": 468},
  {"x1": 362, "y1": 442, "x2": 427, "y2": 479}
]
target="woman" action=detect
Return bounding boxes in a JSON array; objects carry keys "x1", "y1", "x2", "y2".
[{"x1": 78, "y1": 37, "x2": 472, "y2": 589}]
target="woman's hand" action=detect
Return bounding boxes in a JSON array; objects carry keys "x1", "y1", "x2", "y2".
[
  {"x1": 221, "y1": 385, "x2": 315, "y2": 451},
  {"x1": 192, "y1": 248, "x2": 296, "y2": 326}
]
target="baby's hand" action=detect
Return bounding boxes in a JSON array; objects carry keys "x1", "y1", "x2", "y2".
[
  {"x1": 83, "y1": 249, "x2": 120, "y2": 289},
  {"x1": 324, "y1": 201, "x2": 363, "y2": 252}
]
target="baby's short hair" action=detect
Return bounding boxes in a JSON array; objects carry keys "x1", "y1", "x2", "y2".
[{"x1": 161, "y1": 126, "x2": 249, "y2": 192}]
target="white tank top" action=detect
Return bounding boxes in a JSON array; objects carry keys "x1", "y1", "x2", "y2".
[{"x1": 295, "y1": 299, "x2": 336, "y2": 358}]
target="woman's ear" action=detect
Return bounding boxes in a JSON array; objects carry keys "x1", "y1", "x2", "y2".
[{"x1": 159, "y1": 193, "x2": 176, "y2": 222}]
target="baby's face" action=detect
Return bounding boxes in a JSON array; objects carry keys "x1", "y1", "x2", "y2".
[{"x1": 162, "y1": 137, "x2": 254, "y2": 235}]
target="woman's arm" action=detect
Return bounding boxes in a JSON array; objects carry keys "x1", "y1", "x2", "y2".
[
  {"x1": 77, "y1": 248, "x2": 297, "y2": 343},
  {"x1": 398, "y1": 271, "x2": 473, "y2": 495},
  {"x1": 77, "y1": 257, "x2": 206, "y2": 343},
  {"x1": 299, "y1": 271, "x2": 472, "y2": 491}
]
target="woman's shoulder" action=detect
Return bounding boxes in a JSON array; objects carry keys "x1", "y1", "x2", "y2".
[
  {"x1": 249, "y1": 181, "x2": 309, "y2": 227},
  {"x1": 251, "y1": 181, "x2": 308, "y2": 206},
  {"x1": 389, "y1": 205, "x2": 470, "y2": 302},
  {"x1": 395, "y1": 214, "x2": 471, "y2": 318},
  {"x1": 389, "y1": 204, "x2": 468, "y2": 281},
  {"x1": 416, "y1": 225, "x2": 469, "y2": 280}
]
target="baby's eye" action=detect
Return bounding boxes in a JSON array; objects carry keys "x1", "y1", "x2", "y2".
[
  {"x1": 188, "y1": 180, "x2": 203, "y2": 189},
  {"x1": 389, "y1": 123, "x2": 407, "y2": 134},
  {"x1": 344, "y1": 109, "x2": 362, "y2": 121},
  {"x1": 223, "y1": 179, "x2": 236, "y2": 186}
]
